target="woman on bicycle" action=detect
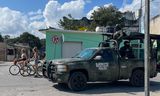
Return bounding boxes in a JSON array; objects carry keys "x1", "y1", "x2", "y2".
[{"x1": 13, "y1": 48, "x2": 27, "y2": 66}]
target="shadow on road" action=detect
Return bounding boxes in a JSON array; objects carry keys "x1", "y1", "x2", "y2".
[{"x1": 53, "y1": 80, "x2": 160, "y2": 95}]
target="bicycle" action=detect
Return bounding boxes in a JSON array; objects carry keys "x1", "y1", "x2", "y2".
[
  {"x1": 19, "y1": 64, "x2": 31, "y2": 77},
  {"x1": 9, "y1": 61, "x2": 29, "y2": 76},
  {"x1": 20, "y1": 59, "x2": 43, "y2": 77}
]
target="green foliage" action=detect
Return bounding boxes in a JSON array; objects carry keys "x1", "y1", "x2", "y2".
[
  {"x1": 40, "y1": 39, "x2": 46, "y2": 48},
  {"x1": 91, "y1": 6, "x2": 123, "y2": 27},
  {"x1": 78, "y1": 27, "x2": 88, "y2": 31},
  {"x1": 8, "y1": 32, "x2": 42, "y2": 49},
  {"x1": 0, "y1": 34, "x2": 4, "y2": 42},
  {"x1": 59, "y1": 5, "x2": 123, "y2": 31},
  {"x1": 18, "y1": 32, "x2": 42, "y2": 49},
  {"x1": 59, "y1": 15, "x2": 92, "y2": 31},
  {"x1": 4, "y1": 35, "x2": 10, "y2": 40}
]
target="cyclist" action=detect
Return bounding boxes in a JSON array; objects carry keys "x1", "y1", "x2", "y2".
[{"x1": 13, "y1": 48, "x2": 27, "y2": 66}]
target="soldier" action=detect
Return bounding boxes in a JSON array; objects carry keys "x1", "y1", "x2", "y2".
[{"x1": 120, "y1": 41, "x2": 134, "y2": 59}]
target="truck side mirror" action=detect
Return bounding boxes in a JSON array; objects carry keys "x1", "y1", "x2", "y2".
[{"x1": 94, "y1": 56, "x2": 102, "y2": 60}]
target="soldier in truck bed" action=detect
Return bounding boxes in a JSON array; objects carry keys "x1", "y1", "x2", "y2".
[{"x1": 120, "y1": 41, "x2": 134, "y2": 59}]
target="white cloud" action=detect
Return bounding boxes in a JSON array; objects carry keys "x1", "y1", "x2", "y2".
[
  {"x1": 28, "y1": 9, "x2": 44, "y2": 21},
  {"x1": 28, "y1": 9, "x2": 42, "y2": 16},
  {"x1": 0, "y1": 0, "x2": 86, "y2": 38},
  {"x1": 29, "y1": 21, "x2": 46, "y2": 38},
  {"x1": 43, "y1": 0, "x2": 85, "y2": 28},
  {"x1": 104, "y1": 3, "x2": 113, "y2": 8},
  {"x1": 86, "y1": 6, "x2": 99, "y2": 19},
  {"x1": 0, "y1": 7, "x2": 46, "y2": 38},
  {"x1": 119, "y1": 0, "x2": 141, "y2": 13},
  {"x1": 86, "y1": 3, "x2": 113, "y2": 19},
  {"x1": 119, "y1": 0, "x2": 160, "y2": 18},
  {"x1": 0, "y1": 7, "x2": 29, "y2": 36},
  {"x1": 29, "y1": 15, "x2": 44, "y2": 21}
]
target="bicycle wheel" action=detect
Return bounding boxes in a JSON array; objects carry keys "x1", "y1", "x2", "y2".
[
  {"x1": 20, "y1": 66, "x2": 31, "y2": 77},
  {"x1": 28, "y1": 65, "x2": 36, "y2": 76},
  {"x1": 9, "y1": 65, "x2": 20, "y2": 75},
  {"x1": 37, "y1": 66, "x2": 43, "y2": 77}
]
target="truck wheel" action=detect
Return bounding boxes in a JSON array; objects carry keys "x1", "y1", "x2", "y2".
[
  {"x1": 130, "y1": 70, "x2": 144, "y2": 87},
  {"x1": 68, "y1": 72, "x2": 87, "y2": 91}
]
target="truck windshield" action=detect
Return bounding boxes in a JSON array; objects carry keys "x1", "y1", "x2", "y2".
[{"x1": 74, "y1": 49, "x2": 97, "y2": 59}]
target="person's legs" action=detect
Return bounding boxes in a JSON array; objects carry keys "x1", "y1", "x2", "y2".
[
  {"x1": 14, "y1": 58, "x2": 24, "y2": 64},
  {"x1": 13, "y1": 58, "x2": 24, "y2": 66},
  {"x1": 34, "y1": 59, "x2": 39, "y2": 77},
  {"x1": 18, "y1": 61, "x2": 25, "y2": 69},
  {"x1": 13, "y1": 58, "x2": 17, "y2": 65}
]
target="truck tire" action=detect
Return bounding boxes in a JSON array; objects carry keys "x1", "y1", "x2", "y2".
[
  {"x1": 130, "y1": 70, "x2": 144, "y2": 87},
  {"x1": 68, "y1": 72, "x2": 87, "y2": 91}
]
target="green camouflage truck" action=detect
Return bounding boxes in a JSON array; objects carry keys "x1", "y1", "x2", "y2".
[{"x1": 45, "y1": 32, "x2": 160, "y2": 91}]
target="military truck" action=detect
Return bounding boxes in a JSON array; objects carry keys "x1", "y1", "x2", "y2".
[{"x1": 44, "y1": 32, "x2": 160, "y2": 91}]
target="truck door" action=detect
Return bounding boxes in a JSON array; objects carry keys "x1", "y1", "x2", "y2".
[{"x1": 92, "y1": 49, "x2": 119, "y2": 81}]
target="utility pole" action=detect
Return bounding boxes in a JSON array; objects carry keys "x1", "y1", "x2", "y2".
[{"x1": 144, "y1": 0, "x2": 150, "y2": 96}]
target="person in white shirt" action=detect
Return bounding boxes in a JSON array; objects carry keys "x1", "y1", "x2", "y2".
[{"x1": 13, "y1": 48, "x2": 27, "y2": 66}]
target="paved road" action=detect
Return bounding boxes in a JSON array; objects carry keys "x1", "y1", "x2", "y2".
[{"x1": 0, "y1": 62, "x2": 160, "y2": 96}]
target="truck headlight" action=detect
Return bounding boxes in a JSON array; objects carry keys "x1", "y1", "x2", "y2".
[{"x1": 57, "y1": 65, "x2": 68, "y2": 72}]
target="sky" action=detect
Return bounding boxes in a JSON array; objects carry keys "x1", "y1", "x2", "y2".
[
  {"x1": 0, "y1": 0, "x2": 131, "y2": 14},
  {"x1": 0, "y1": 0, "x2": 159, "y2": 38}
]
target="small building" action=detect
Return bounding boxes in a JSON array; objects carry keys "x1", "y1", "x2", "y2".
[
  {"x1": 10, "y1": 43, "x2": 31, "y2": 59},
  {"x1": 39, "y1": 29, "x2": 104, "y2": 60},
  {"x1": 0, "y1": 43, "x2": 7, "y2": 61},
  {"x1": 150, "y1": 15, "x2": 160, "y2": 34},
  {"x1": 0, "y1": 42, "x2": 30, "y2": 61}
]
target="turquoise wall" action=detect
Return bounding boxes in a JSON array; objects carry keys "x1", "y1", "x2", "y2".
[{"x1": 46, "y1": 31, "x2": 103, "y2": 60}]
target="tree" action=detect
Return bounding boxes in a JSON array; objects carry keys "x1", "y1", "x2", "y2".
[
  {"x1": 59, "y1": 16, "x2": 74, "y2": 30},
  {"x1": 4, "y1": 35, "x2": 10, "y2": 40},
  {"x1": 59, "y1": 14, "x2": 92, "y2": 31},
  {"x1": 90, "y1": 5, "x2": 123, "y2": 27},
  {"x1": 8, "y1": 32, "x2": 42, "y2": 49},
  {"x1": 40, "y1": 39, "x2": 46, "y2": 48},
  {"x1": 59, "y1": 5, "x2": 123, "y2": 31},
  {"x1": 18, "y1": 32, "x2": 42, "y2": 49},
  {"x1": 0, "y1": 34, "x2": 3, "y2": 42}
]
